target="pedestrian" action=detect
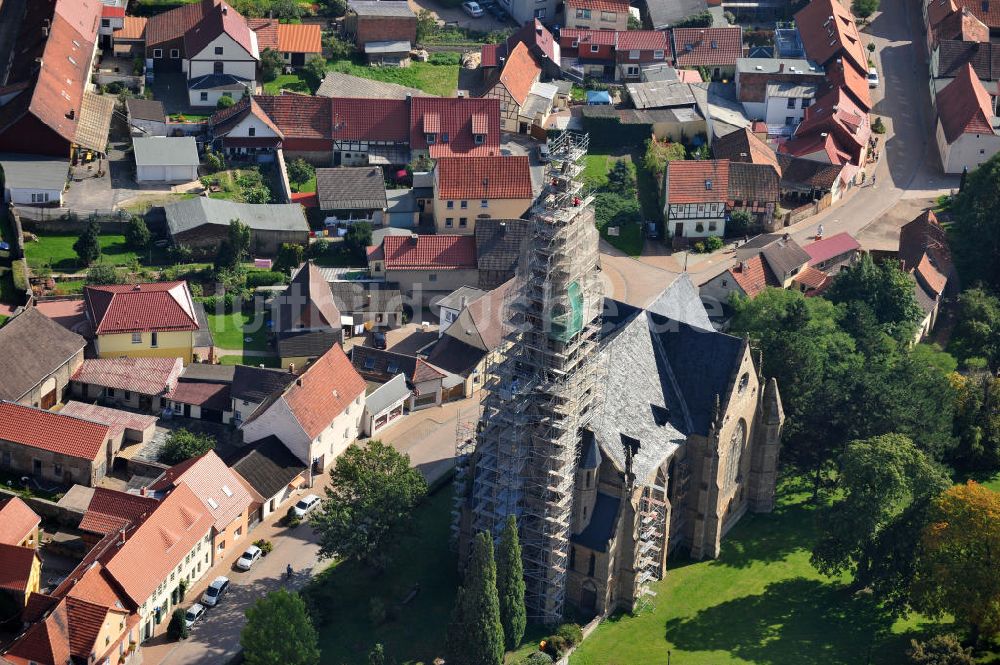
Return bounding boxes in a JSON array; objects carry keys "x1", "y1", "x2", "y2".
[
  {"x1": 871, "y1": 174, "x2": 876, "y2": 187},
  {"x1": 286, "y1": 564, "x2": 293, "y2": 580}
]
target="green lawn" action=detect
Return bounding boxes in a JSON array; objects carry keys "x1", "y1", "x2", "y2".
[
  {"x1": 218, "y1": 355, "x2": 281, "y2": 368},
  {"x1": 583, "y1": 154, "x2": 612, "y2": 190},
  {"x1": 600, "y1": 222, "x2": 644, "y2": 257},
  {"x1": 205, "y1": 310, "x2": 270, "y2": 352},
  {"x1": 264, "y1": 73, "x2": 312, "y2": 95},
  {"x1": 311, "y1": 486, "x2": 459, "y2": 664},
  {"x1": 570, "y1": 479, "x2": 954, "y2": 665},
  {"x1": 328, "y1": 60, "x2": 459, "y2": 97},
  {"x1": 52, "y1": 279, "x2": 85, "y2": 295},
  {"x1": 290, "y1": 173, "x2": 317, "y2": 194},
  {"x1": 24, "y1": 233, "x2": 169, "y2": 272},
  {"x1": 982, "y1": 471, "x2": 1000, "y2": 492}
]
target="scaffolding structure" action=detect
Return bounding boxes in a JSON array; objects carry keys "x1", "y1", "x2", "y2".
[
  {"x1": 463, "y1": 132, "x2": 605, "y2": 623},
  {"x1": 634, "y1": 487, "x2": 667, "y2": 613}
]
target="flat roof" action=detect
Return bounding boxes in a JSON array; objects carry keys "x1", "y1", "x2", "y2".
[
  {"x1": 626, "y1": 81, "x2": 696, "y2": 109},
  {"x1": 735, "y1": 58, "x2": 823, "y2": 74}
]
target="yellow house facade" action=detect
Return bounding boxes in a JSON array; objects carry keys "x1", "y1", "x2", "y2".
[
  {"x1": 96, "y1": 330, "x2": 196, "y2": 364},
  {"x1": 0, "y1": 544, "x2": 41, "y2": 605},
  {"x1": 432, "y1": 155, "x2": 535, "y2": 235}
]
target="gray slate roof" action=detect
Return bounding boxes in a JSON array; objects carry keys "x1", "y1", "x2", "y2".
[
  {"x1": 0, "y1": 308, "x2": 86, "y2": 402},
  {"x1": 126, "y1": 99, "x2": 167, "y2": 123},
  {"x1": 226, "y1": 435, "x2": 307, "y2": 499},
  {"x1": 276, "y1": 330, "x2": 342, "y2": 359},
  {"x1": 316, "y1": 167, "x2": 388, "y2": 211},
  {"x1": 646, "y1": 274, "x2": 713, "y2": 330},
  {"x1": 436, "y1": 286, "x2": 486, "y2": 313},
  {"x1": 231, "y1": 364, "x2": 295, "y2": 403},
  {"x1": 180, "y1": 363, "x2": 236, "y2": 382},
  {"x1": 761, "y1": 238, "x2": 811, "y2": 277},
  {"x1": 475, "y1": 218, "x2": 533, "y2": 275},
  {"x1": 133, "y1": 137, "x2": 200, "y2": 167},
  {"x1": 165, "y1": 197, "x2": 309, "y2": 236},
  {"x1": 327, "y1": 282, "x2": 403, "y2": 314},
  {"x1": 365, "y1": 373, "x2": 410, "y2": 415},
  {"x1": 316, "y1": 71, "x2": 432, "y2": 99},
  {"x1": 625, "y1": 81, "x2": 696, "y2": 109},
  {"x1": 0, "y1": 154, "x2": 68, "y2": 192},
  {"x1": 570, "y1": 491, "x2": 620, "y2": 552}
]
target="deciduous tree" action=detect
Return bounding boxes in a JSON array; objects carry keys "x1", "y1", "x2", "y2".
[
  {"x1": 160, "y1": 429, "x2": 216, "y2": 465},
  {"x1": 948, "y1": 153, "x2": 1000, "y2": 290},
  {"x1": 260, "y1": 48, "x2": 284, "y2": 83},
  {"x1": 950, "y1": 372, "x2": 1000, "y2": 473},
  {"x1": 310, "y1": 440, "x2": 427, "y2": 570},
  {"x1": 948, "y1": 287, "x2": 1000, "y2": 370},
  {"x1": 496, "y1": 515, "x2": 526, "y2": 650},
  {"x1": 825, "y1": 252, "x2": 922, "y2": 343},
  {"x1": 811, "y1": 434, "x2": 949, "y2": 613},
  {"x1": 241, "y1": 589, "x2": 320, "y2": 665},
  {"x1": 912, "y1": 482, "x2": 1000, "y2": 644},
  {"x1": 275, "y1": 243, "x2": 305, "y2": 273}
]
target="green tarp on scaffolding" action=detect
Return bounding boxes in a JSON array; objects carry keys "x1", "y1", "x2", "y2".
[{"x1": 549, "y1": 280, "x2": 584, "y2": 342}]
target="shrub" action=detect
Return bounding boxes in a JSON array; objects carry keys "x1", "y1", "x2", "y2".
[
  {"x1": 325, "y1": 34, "x2": 355, "y2": 60},
  {"x1": 10, "y1": 259, "x2": 28, "y2": 293},
  {"x1": 160, "y1": 429, "x2": 216, "y2": 465},
  {"x1": 167, "y1": 608, "x2": 188, "y2": 640},
  {"x1": 306, "y1": 239, "x2": 330, "y2": 259},
  {"x1": 872, "y1": 117, "x2": 887, "y2": 134},
  {"x1": 204, "y1": 151, "x2": 225, "y2": 173},
  {"x1": 253, "y1": 538, "x2": 273, "y2": 554},
  {"x1": 282, "y1": 507, "x2": 302, "y2": 527},
  {"x1": 125, "y1": 215, "x2": 151, "y2": 249},
  {"x1": 198, "y1": 293, "x2": 236, "y2": 314},
  {"x1": 852, "y1": 0, "x2": 879, "y2": 17},
  {"x1": 287, "y1": 158, "x2": 315, "y2": 187},
  {"x1": 217, "y1": 95, "x2": 235, "y2": 109},
  {"x1": 519, "y1": 652, "x2": 554, "y2": 665},
  {"x1": 693, "y1": 241, "x2": 706, "y2": 253},
  {"x1": 541, "y1": 634, "x2": 569, "y2": 658},
  {"x1": 168, "y1": 244, "x2": 194, "y2": 264},
  {"x1": 556, "y1": 623, "x2": 583, "y2": 647},
  {"x1": 728, "y1": 210, "x2": 753, "y2": 236},
  {"x1": 704, "y1": 235, "x2": 724, "y2": 252},
  {"x1": 246, "y1": 270, "x2": 288, "y2": 288},
  {"x1": 86, "y1": 264, "x2": 124, "y2": 285},
  {"x1": 673, "y1": 10, "x2": 712, "y2": 27},
  {"x1": 908, "y1": 634, "x2": 974, "y2": 664},
  {"x1": 429, "y1": 51, "x2": 461, "y2": 65}
]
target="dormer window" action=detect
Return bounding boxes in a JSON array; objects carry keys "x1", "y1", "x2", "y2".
[
  {"x1": 248, "y1": 127, "x2": 256, "y2": 136},
  {"x1": 474, "y1": 133, "x2": 485, "y2": 144},
  {"x1": 654, "y1": 49, "x2": 664, "y2": 59},
  {"x1": 426, "y1": 133, "x2": 436, "y2": 144},
  {"x1": 441, "y1": 132, "x2": 449, "y2": 143}
]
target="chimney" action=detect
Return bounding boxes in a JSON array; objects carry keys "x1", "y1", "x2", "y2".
[
  {"x1": 296, "y1": 378, "x2": 303, "y2": 386},
  {"x1": 499, "y1": 220, "x2": 507, "y2": 235},
  {"x1": 67, "y1": 109, "x2": 75, "y2": 120},
  {"x1": 778, "y1": 62, "x2": 784, "y2": 72},
  {"x1": 460, "y1": 296, "x2": 469, "y2": 309},
  {"x1": 132, "y1": 284, "x2": 141, "y2": 291},
  {"x1": 222, "y1": 4, "x2": 228, "y2": 13},
  {"x1": 289, "y1": 363, "x2": 295, "y2": 373},
  {"x1": 410, "y1": 233, "x2": 418, "y2": 244},
  {"x1": 457, "y1": 90, "x2": 465, "y2": 98}
]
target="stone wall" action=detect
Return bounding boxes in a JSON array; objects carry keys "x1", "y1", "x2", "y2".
[{"x1": 0, "y1": 486, "x2": 85, "y2": 528}]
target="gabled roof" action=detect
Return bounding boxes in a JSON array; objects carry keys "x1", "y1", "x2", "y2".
[
  {"x1": 955, "y1": 0, "x2": 1000, "y2": 29},
  {"x1": 935, "y1": 39, "x2": 1000, "y2": 79},
  {"x1": 276, "y1": 345, "x2": 366, "y2": 440},
  {"x1": 712, "y1": 127, "x2": 780, "y2": 174},
  {"x1": 278, "y1": 22, "x2": 322, "y2": 53},
  {"x1": 933, "y1": 7, "x2": 990, "y2": 46},
  {"x1": 794, "y1": 0, "x2": 869, "y2": 74},
  {"x1": 126, "y1": 98, "x2": 167, "y2": 123},
  {"x1": 567, "y1": 0, "x2": 630, "y2": 9},
  {"x1": 275, "y1": 330, "x2": 342, "y2": 360},
  {"x1": 146, "y1": 0, "x2": 207, "y2": 46},
  {"x1": 381, "y1": 235, "x2": 477, "y2": 271},
  {"x1": 133, "y1": 136, "x2": 200, "y2": 167},
  {"x1": 824, "y1": 57, "x2": 873, "y2": 112},
  {"x1": 499, "y1": 42, "x2": 542, "y2": 106},
  {"x1": 316, "y1": 166, "x2": 388, "y2": 210},
  {"x1": 71, "y1": 357, "x2": 183, "y2": 396},
  {"x1": 410, "y1": 97, "x2": 501, "y2": 158},
  {"x1": 103, "y1": 483, "x2": 213, "y2": 606},
  {"x1": 0, "y1": 307, "x2": 85, "y2": 402},
  {"x1": 348, "y1": 0, "x2": 417, "y2": 16},
  {"x1": 729, "y1": 254, "x2": 779, "y2": 297},
  {"x1": 4, "y1": 594, "x2": 72, "y2": 665},
  {"x1": 673, "y1": 27, "x2": 743, "y2": 67},
  {"x1": 475, "y1": 218, "x2": 533, "y2": 278},
  {"x1": 273, "y1": 262, "x2": 342, "y2": 334},
  {"x1": 332, "y1": 97, "x2": 411, "y2": 142},
  {"x1": 727, "y1": 162, "x2": 780, "y2": 203},
  {"x1": 0, "y1": 497, "x2": 40, "y2": 546},
  {"x1": 928, "y1": 0, "x2": 959, "y2": 27},
  {"x1": 226, "y1": 435, "x2": 306, "y2": 500},
  {"x1": 316, "y1": 71, "x2": 433, "y2": 99},
  {"x1": 761, "y1": 237, "x2": 811, "y2": 276},
  {"x1": 84, "y1": 281, "x2": 199, "y2": 334},
  {"x1": 183, "y1": 0, "x2": 256, "y2": 59},
  {"x1": 254, "y1": 94, "x2": 332, "y2": 140},
  {"x1": 78, "y1": 487, "x2": 159, "y2": 536},
  {"x1": 804, "y1": 231, "x2": 861, "y2": 265},
  {"x1": 560, "y1": 28, "x2": 617, "y2": 46},
  {"x1": 165, "y1": 197, "x2": 309, "y2": 237},
  {"x1": 793, "y1": 265, "x2": 832, "y2": 292},
  {"x1": 151, "y1": 451, "x2": 253, "y2": 533},
  {"x1": 899, "y1": 210, "x2": 954, "y2": 288},
  {"x1": 115, "y1": 15, "x2": 147, "y2": 40},
  {"x1": 617, "y1": 30, "x2": 670, "y2": 52},
  {"x1": 231, "y1": 364, "x2": 296, "y2": 404},
  {"x1": 438, "y1": 279, "x2": 515, "y2": 352},
  {"x1": 665, "y1": 159, "x2": 729, "y2": 203},
  {"x1": 0, "y1": 402, "x2": 110, "y2": 462},
  {"x1": 327, "y1": 283, "x2": 404, "y2": 314},
  {"x1": 58, "y1": 402, "x2": 157, "y2": 442},
  {"x1": 937, "y1": 63, "x2": 996, "y2": 143},
  {"x1": 436, "y1": 155, "x2": 532, "y2": 200},
  {"x1": 776, "y1": 153, "x2": 846, "y2": 189},
  {"x1": 209, "y1": 95, "x2": 285, "y2": 138}
]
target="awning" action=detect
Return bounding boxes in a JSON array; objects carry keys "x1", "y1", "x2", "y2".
[
  {"x1": 366, "y1": 145, "x2": 410, "y2": 166},
  {"x1": 75, "y1": 92, "x2": 115, "y2": 154}
]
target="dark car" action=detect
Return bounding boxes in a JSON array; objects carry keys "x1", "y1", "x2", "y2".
[{"x1": 372, "y1": 331, "x2": 387, "y2": 350}]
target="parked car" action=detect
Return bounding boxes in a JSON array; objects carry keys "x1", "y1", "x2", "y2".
[
  {"x1": 292, "y1": 494, "x2": 322, "y2": 518},
  {"x1": 646, "y1": 221, "x2": 660, "y2": 239},
  {"x1": 184, "y1": 603, "x2": 206, "y2": 628},
  {"x1": 462, "y1": 1, "x2": 484, "y2": 16},
  {"x1": 235, "y1": 545, "x2": 262, "y2": 571},
  {"x1": 372, "y1": 331, "x2": 387, "y2": 350},
  {"x1": 536, "y1": 144, "x2": 551, "y2": 163},
  {"x1": 867, "y1": 67, "x2": 879, "y2": 88},
  {"x1": 488, "y1": 3, "x2": 507, "y2": 19},
  {"x1": 201, "y1": 576, "x2": 230, "y2": 607}
]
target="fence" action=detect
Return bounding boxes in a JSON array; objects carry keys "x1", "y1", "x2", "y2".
[{"x1": 14, "y1": 204, "x2": 131, "y2": 229}]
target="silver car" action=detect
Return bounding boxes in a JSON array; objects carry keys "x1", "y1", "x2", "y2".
[
  {"x1": 184, "y1": 603, "x2": 206, "y2": 628},
  {"x1": 235, "y1": 545, "x2": 262, "y2": 571},
  {"x1": 201, "y1": 576, "x2": 230, "y2": 607}
]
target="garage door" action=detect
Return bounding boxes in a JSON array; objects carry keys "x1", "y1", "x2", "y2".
[
  {"x1": 387, "y1": 212, "x2": 414, "y2": 228},
  {"x1": 140, "y1": 165, "x2": 165, "y2": 182},
  {"x1": 167, "y1": 166, "x2": 194, "y2": 181}
]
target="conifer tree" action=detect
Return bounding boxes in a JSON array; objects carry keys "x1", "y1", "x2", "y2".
[
  {"x1": 496, "y1": 515, "x2": 527, "y2": 650},
  {"x1": 446, "y1": 532, "x2": 505, "y2": 665}
]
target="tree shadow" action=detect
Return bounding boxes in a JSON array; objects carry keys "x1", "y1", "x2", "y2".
[{"x1": 663, "y1": 578, "x2": 907, "y2": 664}]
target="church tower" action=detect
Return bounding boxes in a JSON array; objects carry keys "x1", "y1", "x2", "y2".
[{"x1": 459, "y1": 132, "x2": 604, "y2": 623}]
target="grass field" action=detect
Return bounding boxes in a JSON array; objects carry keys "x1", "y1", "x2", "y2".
[
  {"x1": 218, "y1": 355, "x2": 281, "y2": 368},
  {"x1": 569, "y1": 478, "x2": 958, "y2": 665},
  {"x1": 24, "y1": 233, "x2": 169, "y2": 272},
  {"x1": 312, "y1": 487, "x2": 459, "y2": 665},
  {"x1": 52, "y1": 279, "x2": 85, "y2": 295},
  {"x1": 205, "y1": 310, "x2": 270, "y2": 352},
  {"x1": 585, "y1": 152, "x2": 647, "y2": 257},
  {"x1": 267, "y1": 59, "x2": 460, "y2": 97},
  {"x1": 290, "y1": 173, "x2": 317, "y2": 194},
  {"x1": 264, "y1": 73, "x2": 312, "y2": 95}
]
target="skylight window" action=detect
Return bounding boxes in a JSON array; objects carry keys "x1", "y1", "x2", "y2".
[
  {"x1": 206, "y1": 498, "x2": 219, "y2": 509},
  {"x1": 222, "y1": 485, "x2": 233, "y2": 497}
]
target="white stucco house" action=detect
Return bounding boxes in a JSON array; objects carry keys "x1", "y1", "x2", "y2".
[
  {"x1": 133, "y1": 137, "x2": 201, "y2": 183},
  {"x1": 663, "y1": 159, "x2": 729, "y2": 239},
  {"x1": 935, "y1": 63, "x2": 1000, "y2": 174},
  {"x1": 183, "y1": 2, "x2": 259, "y2": 107},
  {"x1": 0, "y1": 154, "x2": 67, "y2": 206}
]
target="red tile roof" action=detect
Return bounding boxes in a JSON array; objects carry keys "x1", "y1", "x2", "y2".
[
  {"x1": 711, "y1": 127, "x2": 780, "y2": 173},
  {"x1": 933, "y1": 7, "x2": 990, "y2": 45},
  {"x1": 211, "y1": 95, "x2": 285, "y2": 138},
  {"x1": 413, "y1": 358, "x2": 447, "y2": 385},
  {"x1": 58, "y1": 402, "x2": 157, "y2": 441},
  {"x1": 279, "y1": 23, "x2": 322, "y2": 53},
  {"x1": 64, "y1": 596, "x2": 128, "y2": 661},
  {"x1": 146, "y1": 0, "x2": 205, "y2": 45},
  {"x1": 560, "y1": 28, "x2": 617, "y2": 46},
  {"x1": 255, "y1": 93, "x2": 332, "y2": 141},
  {"x1": 247, "y1": 17, "x2": 279, "y2": 49},
  {"x1": 825, "y1": 57, "x2": 873, "y2": 111},
  {"x1": 955, "y1": 0, "x2": 1000, "y2": 29},
  {"x1": 382, "y1": 235, "x2": 478, "y2": 271},
  {"x1": 793, "y1": 265, "x2": 832, "y2": 292},
  {"x1": 729, "y1": 254, "x2": 777, "y2": 298},
  {"x1": 0, "y1": 497, "x2": 40, "y2": 546},
  {"x1": 410, "y1": 97, "x2": 501, "y2": 158},
  {"x1": 916, "y1": 253, "x2": 948, "y2": 296},
  {"x1": 937, "y1": 63, "x2": 996, "y2": 143},
  {"x1": 72, "y1": 357, "x2": 183, "y2": 396},
  {"x1": 928, "y1": 0, "x2": 959, "y2": 27},
  {"x1": 151, "y1": 451, "x2": 253, "y2": 533},
  {"x1": 616, "y1": 30, "x2": 669, "y2": 52},
  {"x1": 104, "y1": 483, "x2": 213, "y2": 605},
  {"x1": 500, "y1": 42, "x2": 541, "y2": 106},
  {"x1": 62, "y1": 562, "x2": 133, "y2": 611},
  {"x1": 4, "y1": 596, "x2": 72, "y2": 665},
  {"x1": 84, "y1": 281, "x2": 199, "y2": 334},
  {"x1": 481, "y1": 43, "x2": 501, "y2": 67},
  {"x1": 184, "y1": 1, "x2": 256, "y2": 59},
  {"x1": 0, "y1": 543, "x2": 37, "y2": 596},
  {"x1": 115, "y1": 15, "x2": 147, "y2": 40},
  {"x1": 436, "y1": 155, "x2": 533, "y2": 200},
  {"x1": 281, "y1": 345, "x2": 366, "y2": 441},
  {"x1": 566, "y1": 0, "x2": 630, "y2": 11},
  {"x1": 166, "y1": 380, "x2": 231, "y2": 410},
  {"x1": 79, "y1": 488, "x2": 159, "y2": 536},
  {"x1": 665, "y1": 159, "x2": 730, "y2": 204},
  {"x1": 804, "y1": 231, "x2": 861, "y2": 266},
  {"x1": 332, "y1": 97, "x2": 410, "y2": 141},
  {"x1": 794, "y1": 0, "x2": 869, "y2": 75},
  {"x1": 673, "y1": 27, "x2": 743, "y2": 67},
  {"x1": 102, "y1": 5, "x2": 126, "y2": 18},
  {"x1": 779, "y1": 130, "x2": 854, "y2": 164},
  {"x1": 790, "y1": 86, "x2": 870, "y2": 160},
  {"x1": 0, "y1": 402, "x2": 111, "y2": 462}
]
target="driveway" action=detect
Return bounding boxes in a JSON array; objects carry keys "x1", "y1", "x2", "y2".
[{"x1": 408, "y1": 0, "x2": 512, "y2": 32}]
